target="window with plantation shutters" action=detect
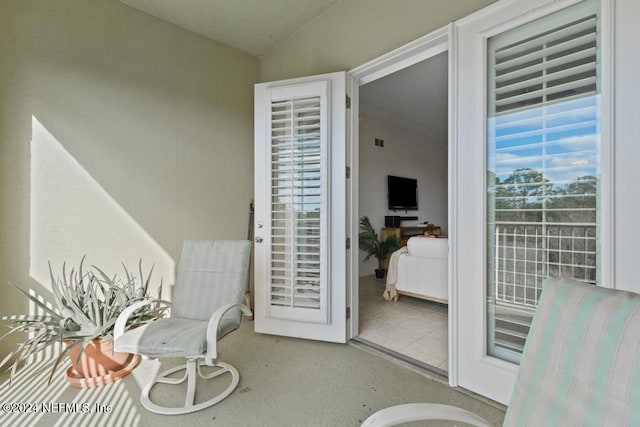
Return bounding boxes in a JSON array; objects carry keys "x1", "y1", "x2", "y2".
[
  {"x1": 267, "y1": 83, "x2": 329, "y2": 324},
  {"x1": 270, "y1": 97, "x2": 321, "y2": 306},
  {"x1": 486, "y1": 1, "x2": 600, "y2": 363}
]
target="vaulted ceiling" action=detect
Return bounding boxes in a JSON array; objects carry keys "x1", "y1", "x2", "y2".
[
  {"x1": 120, "y1": 0, "x2": 448, "y2": 137},
  {"x1": 120, "y1": 0, "x2": 339, "y2": 56}
]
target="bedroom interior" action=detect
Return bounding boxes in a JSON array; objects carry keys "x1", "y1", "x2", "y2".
[{"x1": 357, "y1": 52, "x2": 450, "y2": 373}]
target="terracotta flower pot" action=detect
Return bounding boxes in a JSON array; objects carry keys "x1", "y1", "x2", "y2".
[{"x1": 65, "y1": 338, "x2": 139, "y2": 387}]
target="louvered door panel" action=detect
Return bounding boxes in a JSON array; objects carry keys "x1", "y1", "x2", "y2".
[
  {"x1": 254, "y1": 72, "x2": 346, "y2": 342},
  {"x1": 269, "y1": 92, "x2": 327, "y2": 321}
]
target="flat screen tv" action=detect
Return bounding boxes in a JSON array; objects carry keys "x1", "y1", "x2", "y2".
[{"x1": 387, "y1": 175, "x2": 418, "y2": 210}]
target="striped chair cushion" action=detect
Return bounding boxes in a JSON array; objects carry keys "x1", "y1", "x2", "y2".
[
  {"x1": 504, "y1": 278, "x2": 640, "y2": 426},
  {"x1": 171, "y1": 240, "x2": 250, "y2": 323},
  {"x1": 114, "y1": 316, "x2": 240, "y2": 357}
]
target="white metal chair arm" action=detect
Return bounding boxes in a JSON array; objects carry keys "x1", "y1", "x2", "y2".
[
  {"x1": 361, "y1": 403, "x2": 491, "y2": 427},
  {"x1": 114, "y1": 299, "x2": 172, "y2": 340},
  {"x1": 205, "y1": 303, "x2": 252, "y2": 360}
]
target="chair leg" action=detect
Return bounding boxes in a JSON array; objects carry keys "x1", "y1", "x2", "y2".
[
  {"x1": 185, "y1": 358, "x2": 197, "y2": 408},
  {"x1": 140, "y1": 359, "x2": 241, "y2": 415}
]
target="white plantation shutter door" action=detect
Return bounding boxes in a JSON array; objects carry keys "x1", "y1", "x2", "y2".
[
  {"x1": 254, "y1": 71, "x2": 347, "y2": 343},
  {"x1": 486, "y1": 0, "x2": 601, "y2": 363},
  {"x1": 269, "y1": 84, "x2": 329, "y2": 323}
]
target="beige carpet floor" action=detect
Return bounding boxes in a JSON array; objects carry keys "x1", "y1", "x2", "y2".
[{"x1": 0, "y1": 321, "x2": 505, "y2": 426}]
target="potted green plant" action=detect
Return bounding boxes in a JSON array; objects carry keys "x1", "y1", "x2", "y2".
[
  {"x1": 358, "y1": 216, "x2": 400, "y2": 278},
  {"x1": 0, "y1": 257, "x2": 167, "y2": 386}
]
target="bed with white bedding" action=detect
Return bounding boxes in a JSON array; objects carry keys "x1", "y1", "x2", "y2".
[{"x1": 385, "y1": 236, "x2": 448, "y2": 303}]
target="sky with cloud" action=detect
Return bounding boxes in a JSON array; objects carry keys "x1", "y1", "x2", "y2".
[{"x1": 488, "y1": 95, "x2": 599, "y2": 186}]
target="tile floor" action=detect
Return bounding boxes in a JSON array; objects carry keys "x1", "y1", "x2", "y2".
[{"x1": 358, "y1": 274, "x2": 449, "y2": 372}]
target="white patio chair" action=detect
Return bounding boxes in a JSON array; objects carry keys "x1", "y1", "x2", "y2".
[
  {"x1": 362, "y1": 277, "x2": 640, "y2": 426},
  {"x1": 114, "y1": 240, "x2": 252, "y2": 415}
]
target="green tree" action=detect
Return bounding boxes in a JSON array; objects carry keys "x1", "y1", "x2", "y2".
[
  {"x1": 548, "y1": 175, "x2": 597, "y2": 223},
  {"x1": 497, "y1": 168, "x2": 552, "y2": 222}
]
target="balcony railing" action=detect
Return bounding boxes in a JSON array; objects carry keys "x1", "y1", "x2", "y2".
[
  {"x1": 489, "y1": 222, "x2": 597, "y2": 359},
  {"x1": 492, "y1": 221, "x2": 597, "y2": 308}
]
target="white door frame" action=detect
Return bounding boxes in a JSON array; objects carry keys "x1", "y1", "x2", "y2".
[
  {"x1": 346, "y1": 24, "x2": 457, "y2": 385},
  {"x1": 346, "y1": 0, "x2": 613, "y2": 398},
  {"x1": 453, "y1": 0, "x2": 614, "y2": 404}
]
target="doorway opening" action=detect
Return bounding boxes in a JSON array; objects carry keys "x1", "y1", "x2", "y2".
[{"x1": 354, "y1": 50, "x2": 450, "y2": 375}]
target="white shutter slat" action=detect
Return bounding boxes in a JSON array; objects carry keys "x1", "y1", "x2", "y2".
[
  {"x1": 494, "y1": 103, "x2": 596, "y2": 129},
  {"x1": 493, "y1": 149, "x2": 596, "y2": 167},
  {"x1": 495, "y1": 61, "x2": 596, "y2": 95},
  {"x1": 494, "y1": 16, "x2": 596, "y2": 60},
  {"x1": 494, "y1": 119, "x2": 597, "y2": 143},
  {"x1": 494, "y1": 31, "x2": 596, "y2": 73},
  {"x1": 495, "y1": 75, "x2": 596, "y2": 109},
  {"x1": 495, "y1": 46, "x2": 596, "y2": 85}
]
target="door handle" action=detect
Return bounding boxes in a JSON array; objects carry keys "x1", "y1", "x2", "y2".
[{"x1": 255, "y1": 237, "x2": 263, "y2": 243}]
